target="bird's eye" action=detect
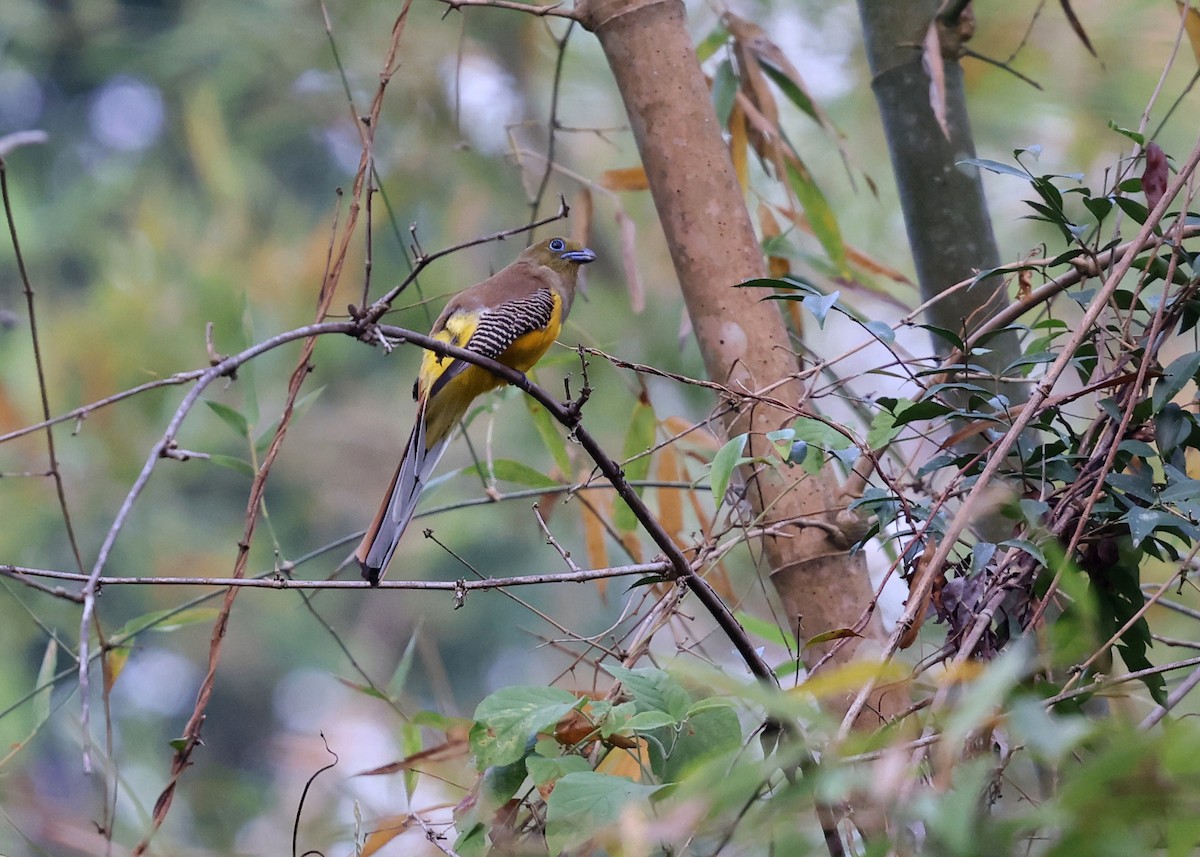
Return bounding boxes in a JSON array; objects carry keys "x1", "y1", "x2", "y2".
[{"x1": 549, "y1": 238, "x2": 566, "y2": 252}]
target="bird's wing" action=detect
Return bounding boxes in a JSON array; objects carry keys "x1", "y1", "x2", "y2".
[{"x1": 424, "y1": 286, "x2": 560, "y2": 401}]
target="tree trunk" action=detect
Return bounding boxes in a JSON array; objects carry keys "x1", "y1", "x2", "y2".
[
  {"x1": 577, "y1": 0, "x2": 894, "y2": 723},
  {"x1": 857, "y1": 0, "x2": 1022, "y2": 384}
]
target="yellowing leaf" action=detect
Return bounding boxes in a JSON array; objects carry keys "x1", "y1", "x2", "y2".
[
  {"x1": 790, "y1": 659, "x2": 908, "y2": 700},
  {"x1": 600, "y1": 166, "x2": 650, "y2": 191},
  {"x1": 361, "y1": 815, "x2": 413, "y2": 857},
  {"x1": 655, "y1": 446, "x2": 684, "y2": 542},
  {"x1": 595, "y1": 737, "x2": 650, "y2": 781},
  {"x1": 103, "y1": 646, "x2": 130, "y2": 696},
  {"x1": 1178, "y1": 1, "x2": 1200, "y2": 65}
]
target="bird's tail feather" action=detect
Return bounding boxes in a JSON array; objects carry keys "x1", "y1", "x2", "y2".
[{"x1": 355, "y1": 406, "x2": 452, "y2": 584}]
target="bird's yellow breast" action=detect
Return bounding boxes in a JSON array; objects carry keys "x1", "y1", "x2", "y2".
[{"x1": 416, "y1": 293, "x2": 564, "y2": 444}]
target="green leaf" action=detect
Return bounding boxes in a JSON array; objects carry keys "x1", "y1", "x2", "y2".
[
  {"x1": 656, "y1": 705, "x2": 742, "y2": 782},
  {"x1": 802, "y1": 290, "x2": 841, "y2": 328},
  {"x1": 471, "y1": 686, "x2": 579, "y2": 769},
  {"x1": 209, "y1": 454, "x2": 255, "y2": 477},
  {"x1": 708, "y1": 433, "x2": 747, "y2": 510},
  {"x1": 608, "y1": 666, "x2": 692, "y2": 721},
  {"x1": 546, "y1": 772, "x2": 660, "y2": 855},
  {"x1": 958, "y1": 157, "x2": 1029, "y2": 179},
  {"x1": 791, "y1": 417, "x2": 853, "y2": 450},
  {"x1": 1152, "y1": 351, "x2": 1200, "y2": 413},
  {"x1": 386, "y1": 627, "x2": 421, "y2": 699},
  {"x1": 784, "y1": 157, "x2": 846, "y2": 275},
  {"x1": 1126, "y1": 507, "x2": 1179, "y2": 547},
  {"x1": 111, "y1": 607, "x2": 221, "y2": 641},
  {"x1": 862, "y1": 319, "x2": 896, "y2": 344},
  {"x1": 1114, "y1": 196, "x2": 1150, "y2": 224},
  {"x1": 711, "y1": 58, "x2": 738, "y2": 128},
  {"x1": 205, "y1": 400, "x2": 249, "y2": 438},
  {"x1": 1000, "y1": 538, "x2": 1047, "y2": 566},
  {"x1": 453, "y1": 824, "x2": 487, "y2": 857},
  {"x1": 526, "y1": 754, "x2": 590, "y2": 787},
  {"x1": 1107, "y1": 121, "x2": 1146, "y2": 146},
  {"x1": 626, "y1": 710, "x2": 679, "y2": 730},
  {"x1": 695, "y1": 24, "x2": 730, "y2": 64},
  {"x1": 894, "y1": 399, "x2": 955, "y2": 425},
  {"x1": 32, "y1": 638, "x2": 57, "y2": 728},
  {"x1": 614, "y1": 399, "x2": 657, "y2": 531},
  {"x1": 866, "y1": 409, "x2": 901, "y2": 450},
  {"x1": 472, "y1": 458, "x2": 561, "y2": 489},
  {"x1": 759, "y1": 60, "x2": 820, "y2": 124},
  {"x1": 735, "y1": 611, "x2": 792, "y2": 648},
  {"x1": 527, "y1": 397, "x2": 571, "y2": 475},
  {"x1": 254, "y1": 385, "x2": 325, "y2": 456}
]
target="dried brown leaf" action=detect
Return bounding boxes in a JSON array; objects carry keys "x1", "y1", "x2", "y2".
[
  {"x1": 1144, "y1": 142, "x2": 1168, "y2": 211},
  {"x1": 655, "y1": 445, "x2": 684, "y2": 541},
  {"x1": 922, "y1": 21, "x2": 950, "y2": 140},
  {"x1": 729, "y1": 101, "x2": 750, "y2": 191},
  {"x1": 571, "y1": 187, "x2": 593, "y2": 246},
  {"x1": 615, "y1": 207, "x2": 645, "y2": 313},
  {"x1": 1178, "y1": 1, "x2": 1200, "y2": 65},
  {"x1": 1059, "y1": 0, "x2": 1098, "y2": 58},
  {"x1": 361, "y1": 815, "x2": 413, "y2": 857}
]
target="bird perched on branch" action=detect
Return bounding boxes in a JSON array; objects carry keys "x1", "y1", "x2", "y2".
[{"x1": 356, "y1": 236, "x2": 597, "y2": 584}]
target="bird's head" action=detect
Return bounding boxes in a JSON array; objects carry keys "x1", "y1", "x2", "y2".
[{"x1": 525, "y1": 236, "x2": 597, "y2": 273}]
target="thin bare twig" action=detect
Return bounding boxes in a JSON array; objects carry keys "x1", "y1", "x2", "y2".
[{"x1": 4, "y1": 562, "x2": 664, "y2": 591}]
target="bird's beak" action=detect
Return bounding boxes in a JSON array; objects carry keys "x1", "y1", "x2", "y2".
[{"x1": 561, "y1": 248, "x2": 597, "y2": 264}]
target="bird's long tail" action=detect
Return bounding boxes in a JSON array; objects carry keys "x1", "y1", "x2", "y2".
[{"x1": 355, "y1": 404, "x2": 452, "y2": 585}]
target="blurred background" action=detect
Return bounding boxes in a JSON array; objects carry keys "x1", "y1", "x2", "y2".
[{"x1": 0, "y1": 0, "x2": 1194, "y2": 853}]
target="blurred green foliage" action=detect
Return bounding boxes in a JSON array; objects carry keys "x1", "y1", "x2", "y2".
[{"x1": 1, "y1": 0, "x2": 1197, "y2": 854}]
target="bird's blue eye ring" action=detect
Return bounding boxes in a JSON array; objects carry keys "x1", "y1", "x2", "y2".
[{"x1": 549, "y1": 238, "x2": 566, "y2": 252}]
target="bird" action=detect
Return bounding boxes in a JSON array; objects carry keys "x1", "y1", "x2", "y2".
[{"x1": 355, "y1": 236, "x2": 597, "y2": 584}]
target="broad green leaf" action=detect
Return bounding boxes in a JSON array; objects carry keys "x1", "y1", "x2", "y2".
[
  {"x1": 608, "y1": 666, "x2": 692, "y2": 721},
  {"x1": 867, "y1": 409, "x2": 901, "y2": 450},
  {"x1": 205, "y1": 400, "x2": 249, "y2": 438},
  {"x1": 1152, "y1": 351, "x2": 1200, "y2": 412},
  {"x1": 802, "y1": 290, "x2": 841, "y2": 327},
  {"x1": 1126, "y1": 507, "x2": 1180, "y2": 547},
  {"x1": 708, "y1": 433, "x2": 747, "y2": 510},
  {"x1": 453, "y1": 824, "x2": 487, "y2": 857},
  {"x1": 527, "y1": 397, "x2": 571, "y2": 475},
  {"x1": 759, "y1": 60, "x2": 820, "y2": 122},
  {"x1": 626, "y1": 710, "x2": 679, "y2": 730},
  {"x1": 546, "y1": 772, "x2": 660, "y2": 855},
  {"x1": 893, "y1": 399, "x2": 954, "y2": 425},
  {"x1": 656, "y1": 705, "x2": 742, "y2": 782},
  {"x1": 791, "y1": 417, "x2": 853, "y2": 450},
  {"x1": 526, "y1": 754, "x2": 590, "y2": 787},
  {"x1": 863, "y1": 319, "x2": 896, "y2": 344},
  {"x1": 471, "y1": 686, "x2": 579, "y2": 769}
]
